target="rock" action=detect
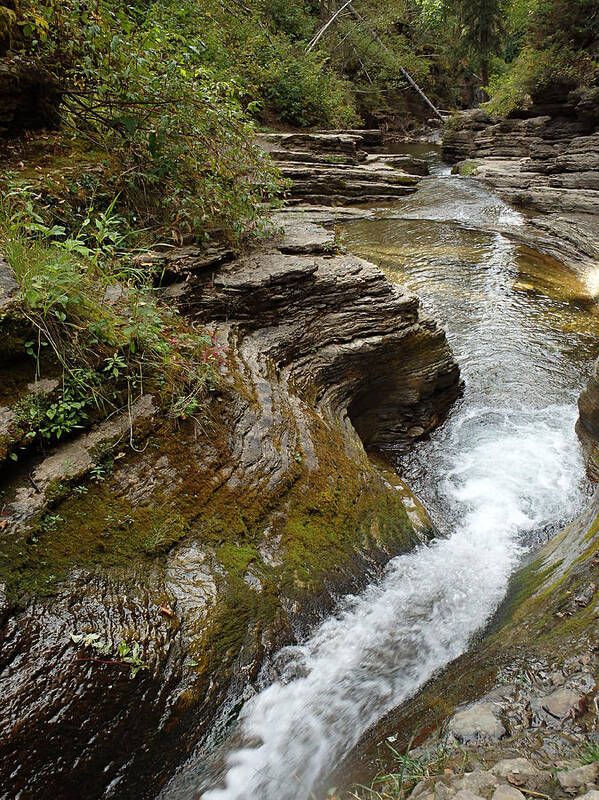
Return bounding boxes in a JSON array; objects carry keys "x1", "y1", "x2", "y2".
[
  {"x1": 453, "y1": 790, "x2": 485, "y2": 800},
  {"x1": 315, "y1": 128, "x2": 384, "y2": 148},
  {"x1": 258, "y1": 130, "x2": 424, "y2": 205},
  {"x1": 557, "y1": 763, "x2": 599, "y2": 794},
  {"x1": 5, "y1": 393, "x2": 158, "y2": 529},
  {"x1": 27, "y1": 378, "x2": 59, "y2": 395},
  {"x1": 259, "y1": 131, "x2": 367, "y2": 160},
  {"x1": 0, "y1": 210, "x2": 460, "y2": 798},
  {"x1": 492, "y1": 785, "x2": 526, "y2": 800},
  {"x1": 441, "y1": 98, "x2": 599, "y2": 308},
  {"x1": 490, "y1": 759, "x2": 541, "y2": 786},
  {"x1": 575, "y1": 584, "x2": 596, "y2": 606},
  {"x1": 579, "y1": 359, "x2": 599, "y2": 479},
  {"x1": 367, "y1": 153, "x2": 430, "y2": 175},
  {"x1": 181, "y1": 232, "x2": 461, "y2": 448},
  {"x1": 549, "y1": 671, "x2": 566, "y2": 686},
  {"x1": 448, "y1": 701, "x2": 507, "y2": 743},
  {"x1": 453, "y1": 771, "x2": 498, "y2": 795},
  {"x1": 270, "y1": 214, "x2": 336, "y2": 255},
  {"x1": 530, "y1": 686, "x2": 588, "y2": 724},
  {"x1": 435, "y1": 782, "x2": 456, "y2": 800},
  {"x1": 412, "y1": 778, "x2": 436, "y2": 798},
  {"x1": 0, "y1": 255, "x2": 18, "y2": 309}
]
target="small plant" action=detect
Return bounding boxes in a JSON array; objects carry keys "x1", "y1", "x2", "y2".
[
  {"x1": 353, "y1": 737, "x2": 450, "y2": 800},
  {"x1": 41, "y1": 514, "x2": 64, "y2": 532},
  {"x1": 70, "y1": 632, "x2": 149, "y2": 678},
  {"x1": 89, "y1": 464, "x2": 107, "y2": 482},
  {"x1": 1, "y1": 195, "x2": 230, "y2": 439},
  {"x1": 39, "y1": 393, "x2": 88, "y2": 441},
  {"x1": 579, "y1": 742, "x2": 599, "y2": 765},
  {"x1": 142, "y1": 514, "x2": 187, "y2": 556},
  {"x1": 458, "y1": 161, "x2": 479, "y2": 177}
]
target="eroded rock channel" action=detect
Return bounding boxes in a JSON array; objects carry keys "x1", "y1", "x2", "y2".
[
  {"x1": 2, "y1": 129, "x2": 599, "y2": 800},
  {"x1": 0, "y1": 134, "x2": 459, "y2": 798}
]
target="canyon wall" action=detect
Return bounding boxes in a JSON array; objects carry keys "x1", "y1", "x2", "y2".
[{"x1": 0, "y1": 209, "x2": 460, "y2": 798}]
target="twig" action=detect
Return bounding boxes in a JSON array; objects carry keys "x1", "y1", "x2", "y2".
[
  {"x1": 306, "y1": 0, "x2": 354, "y2": 51},
  {"x1": 27, "y1": 473, "x2": 41, "y2": 493}
]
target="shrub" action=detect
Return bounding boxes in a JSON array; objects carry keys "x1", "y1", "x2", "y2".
[
  {"x1": 486, "y1": 42, "x2": 599, "y2": 116},
  {"x1": 258, "y1": 43, "x2": 360, "y2": 127},
  {"x1": 0, "y1": 192, "x2": 227, "y2": 449},
  {"x1": 8, "y1": 0, "x2": 282, "y2": 243}
]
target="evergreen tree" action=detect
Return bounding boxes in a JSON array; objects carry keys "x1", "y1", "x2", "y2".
[{"x1": 455, "y1": 0, "x2": 505, "y2": 87}]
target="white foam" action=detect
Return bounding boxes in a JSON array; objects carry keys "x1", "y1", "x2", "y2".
[
  {"x1": 201, "y1": 402, "x2": 584, "y2": 800},
  {"x1": 198, "y1": 185, "x2": 589, "y2": 800}
]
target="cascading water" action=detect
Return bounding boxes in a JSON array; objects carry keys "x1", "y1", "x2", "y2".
[{"x1": 177, "y1": 155, "x2": 598, "y2": 800}]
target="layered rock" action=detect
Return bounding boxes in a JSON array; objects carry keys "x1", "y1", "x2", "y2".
[
  {"x1": 259, "y1": 131, "x2": 428, "y2": 206},
  {"x1": 578, "y1": 359, "x2": 599, "y2": 480},
  {"x1": 442, "y1": 95, "x2": 599, "y2": 266},
  {"x1": 0, "y1": 211, "x2": 460, "y2": 797}
]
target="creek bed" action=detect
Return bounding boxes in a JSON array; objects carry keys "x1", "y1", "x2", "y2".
[{"x1": 168, "y1": 149, "x2": 599, "y2": 800}]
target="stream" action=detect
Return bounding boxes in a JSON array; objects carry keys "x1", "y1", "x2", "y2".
[{"x1": 177, "y1": 148, "x2": 599, "y2": 800}]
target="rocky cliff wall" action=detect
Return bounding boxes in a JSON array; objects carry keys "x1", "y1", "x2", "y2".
[
  {"x1": 442, "y1": 94, "x2": 599, "y2": 266},
  {"x1": 0, "y1": 209, "x2": 461, "y2": 798}
]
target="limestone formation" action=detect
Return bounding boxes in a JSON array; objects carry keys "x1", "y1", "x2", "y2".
[
  {"x1": 258, "y1": 131, "x2": 428, "y2": 205},
  {"x1": 0, "y1": 206, "x2": 460, "y2": 797},
  {"x1": 442, "y1": 95, "x2": 599, "y2": 267}
]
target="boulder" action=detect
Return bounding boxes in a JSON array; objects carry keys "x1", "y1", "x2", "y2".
[
  {"x1": 490, "y1": 759, "x2": 545, "y2": 788},
  {"x1": 558, "y1": 763, "x2": 599, "y2": 795},
  {"x1": 530, "y1": 685, "x2": 588, "y2": 725},
  {"x1": 492, "y1": 785, "x2": 526, "y2": 800},
  {"x1": 448, "y1": 701, "x2": 507, "y2": 743}
]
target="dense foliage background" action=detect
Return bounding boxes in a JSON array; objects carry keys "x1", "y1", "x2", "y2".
[{"x1": 1, "y1": 0, "x2": 598, "y2": 243}]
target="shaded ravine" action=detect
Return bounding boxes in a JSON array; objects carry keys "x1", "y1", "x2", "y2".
[{"x1": 168, "y1": 160, "x2": 598, "y2": 800}]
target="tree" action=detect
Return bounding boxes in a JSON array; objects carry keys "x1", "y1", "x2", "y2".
[{"x1": 456, "y1": 0, "x2": 505, "y2": 87}]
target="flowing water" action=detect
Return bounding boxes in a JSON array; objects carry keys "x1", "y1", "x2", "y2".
[{"x1": 182, "y1": 153, "x2": 599, "y2": 800}]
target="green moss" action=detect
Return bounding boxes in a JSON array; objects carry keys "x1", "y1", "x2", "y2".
[
  {"x1": 0, "y1": 367, "x2": 424, "y2": 721},
  {"x1": 458, "y1": 160, "x2": 479, "y2": 176},
  {"x1": 142, "y1": 513, "x2": 188, "y2": 555},
  {"x1": 217, "y1": 541, "x2": 260, "y2": 577},
  {"x1": 0, "y1": 478, "x2": 187, "y2": 603}
]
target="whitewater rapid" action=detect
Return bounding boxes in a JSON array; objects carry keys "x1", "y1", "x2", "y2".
[{"x1": 195, "y1": 172, "x2": 592, "y2": 800}]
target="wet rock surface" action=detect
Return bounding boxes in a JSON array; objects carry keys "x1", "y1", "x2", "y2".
[
  {"x1": 0, "y1": 184, "x2": 460, "y2": 797},
  {"x1": 578, "y1": 360, "x2": 599, "y2": 480},
  {"x1": 442, "y1": 96, "x2": 599, "y2": 270},
  {"x1": 258, "y1": 130, "x2": 427, "y2": 205}
]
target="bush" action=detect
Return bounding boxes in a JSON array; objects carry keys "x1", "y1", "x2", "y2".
[
  {"x1": 258, "y1": 43, "x2": 360, "y2": 127},
  {"x1": 0, "y1": 192, "x2": 227, "y2": 444},
  {"x1": 486, "y1": 42, "x2": 599, "y2": 116},
  {"x1": 8, "y1": 0, "x2": 282, "y2": 244}
]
